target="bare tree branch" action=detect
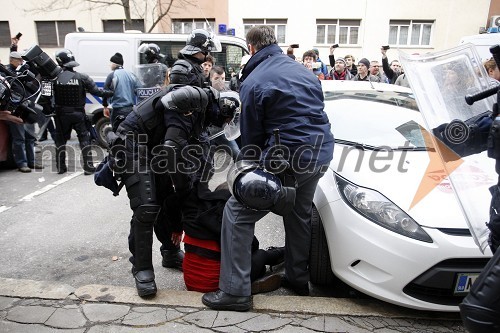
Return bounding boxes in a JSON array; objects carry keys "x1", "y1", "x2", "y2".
[{"x1": 24, "y1": 0, "x2": 199, "y2": 33}]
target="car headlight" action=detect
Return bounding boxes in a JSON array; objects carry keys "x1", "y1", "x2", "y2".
[{"x1": 335, "y1": 174, "x2": 433, "y2": 243}]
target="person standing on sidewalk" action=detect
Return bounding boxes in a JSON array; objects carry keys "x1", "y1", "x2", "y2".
[
  {"x1": 202, "y1": 25, "x2": 334, "y2": 311},
  {"x1": 4, "y1": 52, "x2": 41, "y2": 172},
  {"x1": 102, "y1": 53, "x2": 140, "y2": 130}
]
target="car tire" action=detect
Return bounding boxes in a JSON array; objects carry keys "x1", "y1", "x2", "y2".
[
  {"x1": 94, "y1": 117, "x2": 111, "y2": 148},
  {"x1": 309, "y1": 206, "x2": 336, "y2": 286}
]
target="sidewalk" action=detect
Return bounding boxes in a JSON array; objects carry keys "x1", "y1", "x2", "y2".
[{"x1": 0, "y1": 277, "x2": 466, "y2": 332}]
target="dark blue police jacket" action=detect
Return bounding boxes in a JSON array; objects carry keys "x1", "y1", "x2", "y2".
[{"x1": 239, "y1": 43, "x2": 334, "y2": 170}]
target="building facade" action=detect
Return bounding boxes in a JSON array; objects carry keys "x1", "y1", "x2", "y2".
[{"x1": 0, "y1": 0, "x2": 496, "y2": 66}]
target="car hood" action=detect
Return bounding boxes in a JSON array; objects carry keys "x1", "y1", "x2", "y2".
[{"x1": 331, "y1": 145, "x2": 496, "y2": 229}]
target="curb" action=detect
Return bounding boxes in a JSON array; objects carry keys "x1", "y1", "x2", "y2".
[{"x1": 0, "y1": 277, "x2": 462, "y2": 321}]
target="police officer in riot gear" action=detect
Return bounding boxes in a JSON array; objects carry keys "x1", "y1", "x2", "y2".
[
  {"x1": 169, "y1": 29, "x2": 221, "y2": 87},
  {"x1": 138, "y1": 43, "x2": 168, "y2": 86},
  {"x1": 423, "y1": 45, "x2": 500, "y2": 332},
  {"x1": 108, "y1": 83, "x2": 239, "y2": 297},
  {"x1": 53, "y1": 49, "x2": 113, "y2": 174}
]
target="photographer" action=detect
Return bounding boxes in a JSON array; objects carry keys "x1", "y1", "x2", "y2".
[
  {"x1": 4, "y1": 52, "x2": 40, "y2": 172},
  {"x1": 381, "y1": 46, "x2": 402, "y2": 84},
  {"x1": 302, "y1": 50, "x2": 325, "y2": 80}
]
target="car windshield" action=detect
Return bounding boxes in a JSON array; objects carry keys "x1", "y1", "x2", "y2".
[{"x1": 324, "y1": 89, "x2": 428, "y2": 149}]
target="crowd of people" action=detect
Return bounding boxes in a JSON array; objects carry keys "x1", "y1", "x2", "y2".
[{"x1": 286, "y1": 43, "x2": 410, "y2": 86}]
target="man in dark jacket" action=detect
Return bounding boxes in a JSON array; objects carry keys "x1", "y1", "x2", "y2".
[
  {"x1": 381, "y1": 47, "x2": 402, "y2": 84},
  {"x1": 202, "y1": 25, "x2": 334, "y2": 311}
]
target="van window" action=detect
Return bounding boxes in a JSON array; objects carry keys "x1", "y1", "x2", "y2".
[{"x1": 139, "y1": 40, "x2": 247, "y2": 80}]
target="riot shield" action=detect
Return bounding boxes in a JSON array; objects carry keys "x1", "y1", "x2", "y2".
[
  {"x1": 134, "y1": 63, "x2": 167, "y2": 103},
  {"x1": 400, "y1": 44, "x2": 497, "y2": 253}
]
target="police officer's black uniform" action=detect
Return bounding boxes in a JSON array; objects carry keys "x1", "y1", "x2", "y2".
[
  {"x1": 109, "y1": 82, "x2": 237, "y2": 297},
  {"x1": 138, "y1": 43, "x2": 168, "y2": 87},
  {"x1": 53, "y1": 49, "x2": 113, "y2": 174}
]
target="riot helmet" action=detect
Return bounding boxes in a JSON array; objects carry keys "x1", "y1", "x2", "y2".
[
  {"x1": 55, "y1": 49, "x2": 80, "y2": 68},
  {"x1": 138, "y1": 43, "x2": 164, "y2": 63},
  {"x1": 227, "y1": 160, "x2": 296, "y2": 216},
  {"x1": 180, "y1": 29, "x2": 222, "y2": 56},
  {"x1": 161, "y1": 85, "x2": 209, "y2": 114}
]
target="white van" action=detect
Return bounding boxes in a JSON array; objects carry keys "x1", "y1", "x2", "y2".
[
  {"x1": 64, "y1": 32, "x2": 249, "y2": 147},
  {"x1": 459, "y1": 32, "x2": 500, "y2": 61}
]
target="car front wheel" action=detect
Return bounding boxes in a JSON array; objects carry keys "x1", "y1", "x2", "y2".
[{"x1": 309, "y1": 206, "x2": 335, "y2": 285}]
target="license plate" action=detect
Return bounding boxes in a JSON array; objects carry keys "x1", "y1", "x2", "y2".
[{"x1": 454, "y1": 273, "x2": 480, "y2": 295}]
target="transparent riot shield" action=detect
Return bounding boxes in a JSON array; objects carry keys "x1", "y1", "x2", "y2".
[
  {"x1": 400, "y1": 44, "x2": 497, "y2": 252},
  {"x1": 134, "y1": 63, "x2": 167, "y2": 103}
]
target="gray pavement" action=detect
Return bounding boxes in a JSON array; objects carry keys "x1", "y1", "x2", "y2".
[
  {"x1": 0, "y1": 277, "x2": 466, "y2": 332},
  {"x1": 0, "y1": 140, "x2": 468, "y2": 332}
]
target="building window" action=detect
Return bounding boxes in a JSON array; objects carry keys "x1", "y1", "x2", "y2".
[
  {"x1": 172, "y1": 19, "x2": 216, "y2": 34},
  {"x1": 103, "y1": 19, "x2": 144, "y2": 32},
  {"x1": 316, "y1": 19, "x2": 360, "y2": 46},
  {"x1": 389, "y1": 20, "x2": 433, "y2": 46},
  {"x1": 35, "y1": 21, "x2": 76, "y2": 47},
  {"x1": 243, "y1": 19, "x2": 287, "y2": 44},
  {"x1": 0, "y1": 21, "x2": 11, "y2": 47}
]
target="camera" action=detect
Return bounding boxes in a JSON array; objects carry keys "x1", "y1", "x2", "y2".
[
  {"x1": 382, "y1": 45, "x2": 390, "y2": 50},
  {"x1": 22, "y1": 44, "x2": 61, "y2": 79},
  {"x1": 0, "y1": 45, "x2": 59, "y2": 123},
  {"x1": 332, "y1": 44, "x2": 339, "y2": 48},
  {"x1": 15, "y1": 32, "x2": 22, "y2": 40},
  {"x1": 290, "y1": 43, "x2": 299, "y2": 49}
]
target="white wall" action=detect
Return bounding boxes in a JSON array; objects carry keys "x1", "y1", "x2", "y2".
[
  {"x1": 0, "y1": 0, "x2": 493, "y2": 66},
  {"x1": 228, "y1": 0, "x2": 491, "y2": 66}
]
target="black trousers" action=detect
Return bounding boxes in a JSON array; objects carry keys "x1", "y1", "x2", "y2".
[{"x1": 54, "y1": 109, "x2": 93, "y2": 171}]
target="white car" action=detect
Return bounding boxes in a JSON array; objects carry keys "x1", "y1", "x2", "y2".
[{"x1": 310, "y1": 80, "x2": 494, "y2": 312}]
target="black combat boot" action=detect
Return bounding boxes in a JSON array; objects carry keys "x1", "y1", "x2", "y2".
[{"x1": 161, "y1": 248, "x2": 184, "y2": 270}]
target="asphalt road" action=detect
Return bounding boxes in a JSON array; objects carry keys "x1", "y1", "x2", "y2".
[
  {"x1": 0, "y1": 140, "x2": 465, "y2": 326},
  {"x1": 0, "y1": 141, "x2": 288, "y2": 292}
]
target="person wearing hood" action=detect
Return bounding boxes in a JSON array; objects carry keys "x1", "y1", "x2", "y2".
[{"x1": 202, "y1": 25, "x2": 334, "y2": 312}]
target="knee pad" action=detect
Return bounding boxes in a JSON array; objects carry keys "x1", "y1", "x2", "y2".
[{"x1": 135, "y1": 204, "x2": 161, "y2": 225}]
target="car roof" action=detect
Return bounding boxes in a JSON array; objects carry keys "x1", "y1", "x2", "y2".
[{"x1": 321, "y1": 80, "x2": 412, "y2": 94}]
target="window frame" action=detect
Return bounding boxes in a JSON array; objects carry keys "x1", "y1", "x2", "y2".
[
  {"x1": 316, "y1": 19, "x2": 360, "y2": 46},
  {"x1": 243, "y1": 18, "x2": 287, "y2": 44},
  {"x1": 102, "y1": 19, "x2": 144, "y2": 32},
  {"x1": 35, "y1": 20, "x2": 76, "y2": 47},
  {"x1": 388, "y1": 19, "x2": 434, "y2": 47},
  {"x1": 171, "y1": 19, "x2": 216, "y2": 34},
  {"x1": 0, "y1": 21, "x2": 11, "y2": 47}
]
